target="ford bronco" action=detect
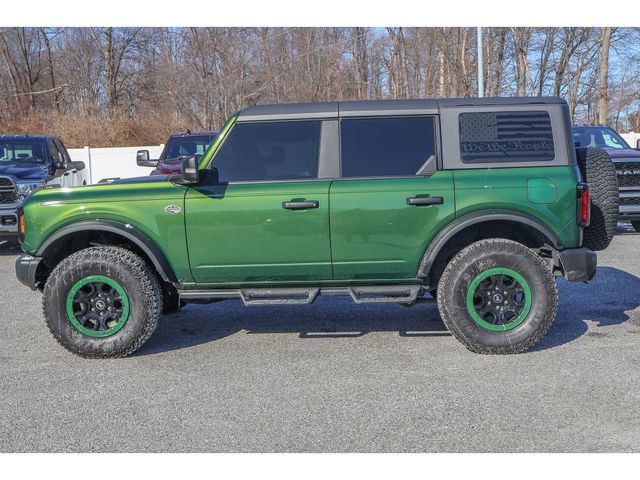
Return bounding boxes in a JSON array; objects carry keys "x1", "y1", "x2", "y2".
[{"x1": 15, "y1": 97, "x2": 619, "y2": 357}]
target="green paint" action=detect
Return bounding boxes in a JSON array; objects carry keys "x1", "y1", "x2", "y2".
[
  {"x1": 185, "y1": 181, "x2": 333, "y2": 284},
  {"x1": 66, "y1": 275, "x2": 130, "y2": 337},
  {"x1": 21, "y1": 180, "x2": 192, "y2": 282},
  {"x1": 527, "y1": 177, "x2": 559, "y2": 204},
  {"x1": 465, "y1": 267, "x2": 532, "y2": 332},
  {"x1": 453, "y1": 166, "x2": 582, "y2": 248},
  {"x1": 20, "y1": 113, "x2": 582, "y2": 290},
  {"x1": 329, "y1": 173, "x2": 456, "y2": 279}
]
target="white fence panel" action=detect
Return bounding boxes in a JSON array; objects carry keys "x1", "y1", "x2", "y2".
[
  {"x1": 68, "y1": 145, "x2": 164, "y2": 184},
  {"x1": 621, "y1": 132, "x2": 640, "y2": 150}
]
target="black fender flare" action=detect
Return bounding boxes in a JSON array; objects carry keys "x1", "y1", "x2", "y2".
[
  {"x1": 36, "y1": 219, "x2": 178, "y2": 284},
  {"x1": 417, "y1": 209, "x2": 565, "y2": 280}
]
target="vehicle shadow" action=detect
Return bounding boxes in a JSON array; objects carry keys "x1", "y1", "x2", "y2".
[
  {"x1": 532, "y1": 266, "x2": 640, "y2": 351},
  {"x1": 136, "y1": 265, "x2": 640, "y2": 356},
  {"x1": 136, "y1": 297, "x2": 449, "y2": 356},
  {"x1": 0, "y1": 238, "x2": 21, "y2": 256}
]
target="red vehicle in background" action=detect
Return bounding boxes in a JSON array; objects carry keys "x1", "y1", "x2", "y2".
[{"x1": 136, "y1": 130, "x2": 218, "y2": 175}]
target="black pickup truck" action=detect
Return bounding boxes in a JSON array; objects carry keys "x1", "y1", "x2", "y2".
[{"x1": 573, "y1": 124, "x2": 640, "y2": 231}]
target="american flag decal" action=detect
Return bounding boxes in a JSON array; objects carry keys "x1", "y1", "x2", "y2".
[{"x1": 459, "y1": 111, "x2": 555, "y2": 163}]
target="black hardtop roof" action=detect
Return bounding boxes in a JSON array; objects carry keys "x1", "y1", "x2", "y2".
[{"x1": 237, "y1": 96, "x2": 566, "y2": 120}]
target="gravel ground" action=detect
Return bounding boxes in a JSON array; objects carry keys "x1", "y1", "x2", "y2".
[{"x1": 1, "y1": 227, "x2": 640, "y2": 452}]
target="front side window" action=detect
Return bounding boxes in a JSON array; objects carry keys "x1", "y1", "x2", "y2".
[
  {"x1": 340, "y1": 116, "x2": 437, "y2": 178},
  {"x1": 213, "y1": 121, "x2": 321, "y2": 182},
  {"x1": 459, "y1": 111, "x2": 555, "y2": 163}
]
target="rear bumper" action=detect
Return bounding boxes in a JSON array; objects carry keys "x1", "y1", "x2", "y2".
[
  {"x1": 557, "y1": 248, "x2": 597, "y2": 282},
  {"x1": 15, "y1": 255, "x2": 42, "y2": 290},
  {"x1": 618, "y1": 188, "x2": 640, "y2": 220},
  {"x1": 618, "y1": 204, "x2": 640, "y2": 221}
]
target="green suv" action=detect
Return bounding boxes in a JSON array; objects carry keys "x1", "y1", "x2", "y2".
[{"x1": 15, "y1": 97, "x2": 619, "y2": 357}]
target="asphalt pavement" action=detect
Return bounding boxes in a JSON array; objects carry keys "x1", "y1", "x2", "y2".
[{"x1": 1, "y1": 227, "x2": 640, "y2": 452}]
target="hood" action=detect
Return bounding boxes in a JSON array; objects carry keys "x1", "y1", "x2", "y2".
[
  {"x1": 112, "y1": 174, "x2": 171, "y2": 185},
  {"x1": 0, "y1": 161, "x2": 49, "y2": 182},
  {"x1": 25, "y1": 173, "x2": 182, "y2": 208},
  {"x1": 605, "y1": 148, "x2": 640, "y2": 159}
]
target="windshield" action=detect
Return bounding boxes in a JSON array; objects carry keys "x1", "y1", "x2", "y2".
[
  {"x1": 160, "y1": 135, "x2": 215, "y2": 161},
  {"x1": 573, "y1": 127, "x2": 630, "y2": 150},
  {"x1": 0, "y1": 139, "x2": 48, "y2": 163}
]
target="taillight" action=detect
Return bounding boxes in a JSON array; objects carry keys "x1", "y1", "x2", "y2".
[{"x1": 577, "y1": 183, "x2": 591, "y2": 227}]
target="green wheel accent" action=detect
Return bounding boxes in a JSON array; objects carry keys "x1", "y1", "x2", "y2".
[
  {"x1": 465, "y1": 267, "x2": 532, "y2": 332},
  {"x1": 65, "y1": 275, "x2": 130, "y2": 338}
]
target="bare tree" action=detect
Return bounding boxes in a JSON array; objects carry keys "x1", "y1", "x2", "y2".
[{"x1": 597, "y1": 27, "x2": 613, "y2": 124}]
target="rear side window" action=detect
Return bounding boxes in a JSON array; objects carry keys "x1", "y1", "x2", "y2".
[
  {"x1": 459, "y1": 111, "x2": 555, "y2": 163},
  {"x1": 340, "y1": 116, "x2": 437, "y2": 177},
  {"x1": 213, "y1": 121, "x2": 321, "y2": 182}
]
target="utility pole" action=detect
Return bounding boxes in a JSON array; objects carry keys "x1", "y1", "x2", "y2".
[{"x1": 477, "y1": 27, "x2": 484, "y2": 98}]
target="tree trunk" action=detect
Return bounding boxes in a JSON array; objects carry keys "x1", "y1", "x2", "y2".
[
  {"x1": 598, "y1": 27, "x2": 612, "y2": 125},
  {"x1": 512, "y1": 28, "x2": 531, "y2": 96}
]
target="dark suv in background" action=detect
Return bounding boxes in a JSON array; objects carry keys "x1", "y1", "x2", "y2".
[
  {"x1": 573, "y1": 124, "x2": 640, "y2": 231},
  {"x1": 136, "y1": 130, "x2": 218, "y2": 175},
  {"x1": 1, "y1": 134, "x2": 85, "y2": 239}
]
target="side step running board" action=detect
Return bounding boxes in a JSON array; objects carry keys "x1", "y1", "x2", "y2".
[
  {"x1": 179, "y1": 285, "x2": 429, "y2": 306},
  {"x1": 348, "y1": 285, "x2": 420, "y2": 304},
  {"x1": 240, "y1": 288, "x2": 319, "y2": 306}
]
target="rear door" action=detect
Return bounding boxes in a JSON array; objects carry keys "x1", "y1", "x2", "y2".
[
  {"x1": 185, "y1": 120, "x2": 333, "y2": 285},
  {"x1": 329, "y1": 116, "x2": 456, "y2": 280}
]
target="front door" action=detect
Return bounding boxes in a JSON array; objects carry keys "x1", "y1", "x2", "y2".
[{"x1": 185, "y1": 119, "x2": 332, "y2": 285}]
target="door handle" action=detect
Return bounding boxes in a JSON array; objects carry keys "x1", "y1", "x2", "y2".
[
  {"x1": 282, "y1": 200, "x2": 319, "y2": 210},
  {"x1": 407, "y1": 196, "x2": 444, "y2": 206}
]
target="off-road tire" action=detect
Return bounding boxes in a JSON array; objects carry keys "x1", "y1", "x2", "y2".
[
  {"x1": 42, "y1": 246, "x2": 162, "y2": 358},
  {"x1": 575, "y1": 147, "x2": 619, "y2": 251},
  {"x1": 437, "y1": 239, "x2": 558, "y2": 354}
]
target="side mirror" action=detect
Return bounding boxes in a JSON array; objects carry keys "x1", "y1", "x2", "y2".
[
  {"x1": 136, "y1": 150, "x2": 157, "y2": 167},
  {"x1": 68, "y1": 160, "x2": 85, "y2": 171},
  {"x1": 177, "y1": 155, "x2": 200, "y2": 184}
]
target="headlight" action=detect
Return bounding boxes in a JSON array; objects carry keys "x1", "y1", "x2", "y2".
[{"x1": 16, "y1": 183, "x2": 42, "y2": 202}]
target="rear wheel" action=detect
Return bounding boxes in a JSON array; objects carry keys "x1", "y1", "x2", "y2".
[
  {"x1": 43, "y1": 246, "x2": 162, "y2": 358},
  {"x1": 437, "y1": 239, "x2": 557, "y2": 354}
]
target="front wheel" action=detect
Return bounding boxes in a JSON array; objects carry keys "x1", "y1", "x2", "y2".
[
  {"x1": 42, "y1": 246, "x2": 163, "y2": 358},
  {"x1": 437, "y1": 239, "x2": 558, "y2": 354}
]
